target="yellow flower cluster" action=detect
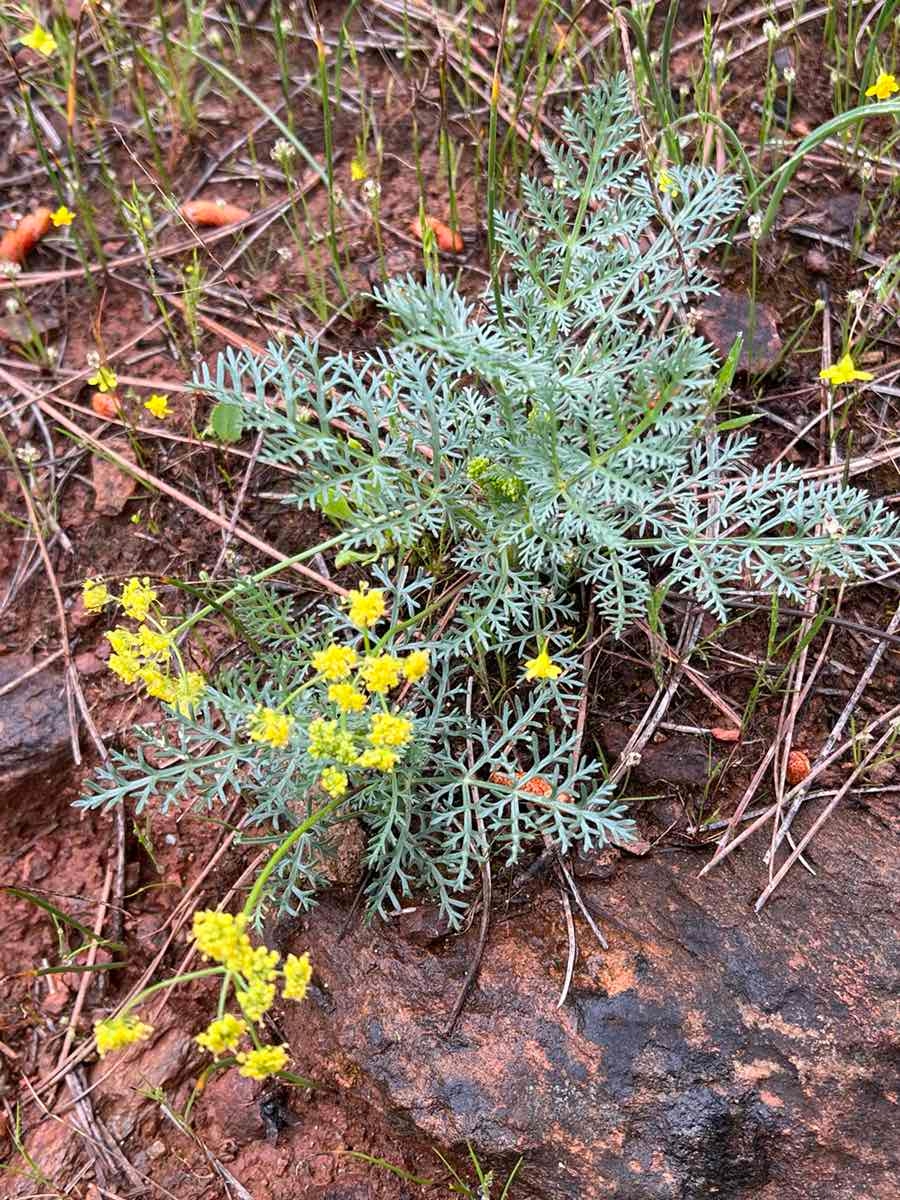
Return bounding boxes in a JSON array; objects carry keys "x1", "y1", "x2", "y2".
[
  {"x1": 346, "y1": 584, "x2": 387, "y2": 629},
  {"x1": 237, "y1": 1044, "x2": 290, "y2": 1080},
  {"x1": 95, "y1": 1015, "x2": 154, "y2": 1057},
  {"x1": 247, "y1": 705, "x2": 294, "y2": 748},
  {"x1": 308, "y1": 718, "x2": 358, "y2": 763},
  {"x1": 320, "y1": 765, "x2": 349, "y2": 797},
  {"x1": 312, "y1": 643, "x2": 358, "y2": 680},
  {"x1": 83, "y1": 576, "x2": 206, "y2": 715},
  {"x1": 195, "y1": 1014, "x2": 246, "y2": 1054},
  {"x1": 184, "y1": 911, "x2": 313, "y2": 1079},
  {"x1": 369, "y1": 712, "x2": 413, "y2": 748},
  {"x1": 328, "y1": 682, "x2": 367, "y2": 712}
]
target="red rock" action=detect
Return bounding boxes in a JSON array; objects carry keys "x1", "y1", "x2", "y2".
[
  {"x1": 91, "y1": 438, "x2": 138, "y2": 515},
  {"x1": 697, "y1": 289, "x2": 782, "y2": 373}
]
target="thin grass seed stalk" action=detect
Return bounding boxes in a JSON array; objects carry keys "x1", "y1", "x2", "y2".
[{"x1": 79, "y1": 78, "x2": 900, "y2": 926}]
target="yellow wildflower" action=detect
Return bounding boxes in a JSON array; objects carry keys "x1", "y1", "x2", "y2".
[
  {"x1": 401, "y1": 649, "x2": 429, "y2": 683},
  {"x1": 20, "y1": 22, "x2": 57, "y2": 57},
  {"x1": 244, "y1": 943, "x2": 280, "y2": 985},
  {"x1": 237, "y1": 978, "x2": 276, "y2": 1023},
  {"x1": 282, "y1": 952, "x2": 312, "y2": 1001},
  {"x1": 523, "y1": 646, "x2": 563, "y2": 681},
  {"x1": 120, "y1": 576, "x2": 157, "y2": 621},
  {"x1": 368, "y1": 711, "x2": 413, "y2": 748},
  {"x1": 358, "y1": 654, "x2": 403, "y2": 694},
  {"x1": 247, "y1": 705, "x2": 295, "y2": 749},
  {"x1": 88, "y1": 365, "x2": 117, "y2": 394},
  {"x1": 136, "y1": 624, "x2": 171, "y2": 659},
  {"x1": 195, "y1": 1014, "x2": 247, "y2": 1055},
  {"x1": 657, "y1": 169, "x2": 678, "y2": 197},
  {"x1": 865, "y1": 72, "x2": 899, "y2": 101},
  {"x1": 95, "y1": 1014, "x2": 153, "y2": 1057},
  {"x1": 328, "y1": 682, "x2": 367, "y2": 713},
  {"x1": 82, "y1": 578, "x2": 110, "y2": 611},
  {"x1": 311, "y1": 642, "x2": 358, "y2": 681},
  {"x1": 236, "y1": 1044, "x2": 289, "y2": 1079},
  {"x1": 144, "y1": 393, "x2": 171, "y2": 419},
  {"x1": 50, "y1": 205, "x2": 75, "y2": 227},
  {"x1": 306, "y1": 718, "x2": 357, "y2": 763},
  {"x1": 350, "y1": 158, "x2": 367, "y2": 182},
  {"x1": 356, "y1": 746, "x2": 399, "y2": 772},
  {"x1": 106, "y1": 627, "x2": 137, "y2": 655},
  {"x1": 346, "y1": 584, "x2": 386, "y2": 629},
  {"x1": 192, "y1": 910, "x2": 253, "y2": 971},
  {"x1": 320, "y1": 765, "x2": 349, "y2": 798},
  {"x1": 173, "y1": 671, "x2": 205, "y2": 716},
  {"x1": 140, "y1": 666, "x2": 176, "y2": 704},
  {"x1": 108, "y1": 650, "x2": 142, "y2": 684},
  {"x1": 819, "y1": 353, "x2": 874, "y2": 387}
]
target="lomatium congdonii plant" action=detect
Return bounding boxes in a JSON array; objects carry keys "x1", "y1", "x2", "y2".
[
  {"x1": 199, "y1": 75, "x2": 898, "y2": 641},
  {"x1": 80, "y1": 77, "x2": 898, "y2": 926}
]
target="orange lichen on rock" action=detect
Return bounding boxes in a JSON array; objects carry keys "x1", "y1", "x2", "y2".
[{"x1": 0, "y1": 207, "x2": 53, "y2": 264}]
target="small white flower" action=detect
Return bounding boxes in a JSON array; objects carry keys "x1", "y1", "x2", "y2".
[
  {"x1": 270, "y1": 137, "x2": 296, "y2": 165},
  {"x1": 748, "y1": 212, "x2": 763, "y2": 240},
  {"x1": 45, "y1": 345, "x2": 58, "y2": 364},
  {"x1": 0, "y1": 261, "x2": 22, "y2": 279},
  {"x1": 120, "y1": 56, "x2": 133, "y2": 72},
  {"x1": 783, "y1": 66, "x2": 796, "y2": 85},
  {"x1": 276, "y1": 246, "x2": 292, "y2": 262},
  {"x1": 361, "y1": 178, "x2": 381, "y2": 202},
  {"x1": 5, "y1": 297, "x2": 19, "y2": 314},
  {"x1": 16, "y1": 442, "x2": 40, "y2": 467},
  {"x1": 86, "y1": 349, "x2": 100, "y2": 369},
  {"x1": 860, "y1": 160, "x2": 875, "y2": 183},
  {"x1": 331, "y1": 185, "x2": 345, "y2": 207},
  {"x1": 762, "y1": 20, "x2": 779, "y2": 41},
  {"x1": 623, "y1": 750, "x2": 642, "y2": 768},
  {"x1": 847, "y1": 289, "x2": 864, "y2": 307},
  {"x1": 711, "y1": 45, "x2": 726, "y2": 69}
]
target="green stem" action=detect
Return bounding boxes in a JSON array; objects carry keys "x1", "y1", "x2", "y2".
[{"x1": 242, "y1": 795, "x2": 345, "y2": 920}]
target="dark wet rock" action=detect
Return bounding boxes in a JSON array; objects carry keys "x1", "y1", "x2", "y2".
[
  {"x1": 0, "y1": 654, "x2": 73, "y2": 795},
  {"x1": 283, "y1": 799, "x2": 899, "y2": 1199},
  {"x1": 697, "y1": 289, "x2": 782, "y2": 373}
]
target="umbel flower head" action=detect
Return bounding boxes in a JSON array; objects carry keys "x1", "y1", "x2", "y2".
[
  {"x1": 82, "y1": 578, "x2": 111, "y2": 612},
  {"x1": 95, "y1": 1014, "x2": 153, "y2": 1057},
  {"x1": 195, "y1": 1013, "x2": 247, "y2": 1055},
  {"x1": 346, "y1": 583, "x2": 386, "y2": 629},
  {"x1": 236, "y1": 1044, "x2": 289, "y2": 1079},
  {"x1": 247, "y1": 705, "x2": 294, "y2": 748}
]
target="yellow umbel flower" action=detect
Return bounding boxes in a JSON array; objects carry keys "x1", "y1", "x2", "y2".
[
  {"x1": 320, "y1": 765, "x2": 349, "y2": 797},
  {"x1": 173, "y1": 671, "x2": 206, "y2": 716},
  {"x1": 346, "y1": 585, "x2": 386, "y2": 629},
  {"x1": 120, "y1": 576, "x2": 157, "y2": 620},
  {"x1": 523, "y1": 646, "x2": 563, "y2": 681},
  {"x1": 282, "y1": 952, "x2": 312, "y2": 1001},
  {"x1": 50, "y1": 205, "x2": 75, "y2": 227},
  {"x1": 88, "y1": 365, "x2": 117, "y2": 394},
  {"x1": 144, "y1": 393, "x2": 171, "y2": 419},
  {"x1": 865, "y1": 72, "x2": 899, "y2": 100},
  {"x1": 106, "y1": 627, "x2": 137, "y2": 656},
  {"x1": 192, "y1": 910, "x2": 252, "y2": 971},
  {"x1": 247, "y1": 705, "x2": 295, "y2": 749},
  {"x1": 108, "y1": 651, "x2": 142, "y2": 684},
  {"x1": 236, "y1": 1044, "x2": 289, "y2": 1079},
  {"x1": 368, "y1": 711, "x2": 413, "y2": 748},
  {"x1": 237, "y1": 978, "x2": 276, "y2": 1023},
  {"x1": 358, "y1": 654, "x2": 403, "y2": 694},
  {"x1": 95, "y1": 1014, "x2": 153, "y2": 1057},
  {"x1": 195, "y1": 1014, "x2": 247, "y2": 1055},
  {"x1": 82, "y1": 578, "x2": 110, "y2": 611},
  {"x1": 136, "y1": 624, "x2": 171, "y2": 659},
  {"x1": 311, "y1": 642, "x2": 358, "y2": 681},
  {"x1": 327, "y1": 682, "x2": 367, "y2": 713},
  {"x1": 401, "y1": 649, "x2": 429, "y2": 682},
  {"x1": 657, "y1": 169, "x2": 678, "y2": 197},
  {"x1": 140, "y1": 666, "x2": 176, "y2": 704},
  {"x1": 20, "y1": 22, "x2": 57, "y2": 56},
  {"x1": 244, "y1": 943, "x2": 281, "y2": 985},
  {"x1": 819, "y1": 353, "x2": 874, "y2": 387},
  {"x1": 356, "y1": 746, "x2": 399, "y2": 772},
  {"x1": 307, "y1": 717, "x2": 338, "y2": 758}
]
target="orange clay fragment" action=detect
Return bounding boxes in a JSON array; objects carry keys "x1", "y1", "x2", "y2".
[
  {"x1": 0, "y1": 207, "x2": 53, "y2": 264},
  {"x1": 410, "y1": 214, "x2": 464, "y2": 254},
  {"x1": 786, "y1": 749, "x2": 812, "y2": 785},
  {"x1": 90, "y1": 391, "x2": 121, "y2": 418},
  {"x1": 180, "y1": 199, "x2": 251, "y2": 227},
  {"x1": 710, "y1": 726, "x2": 741, "y2": 742},
  {"x1": 489, "y1": 770, "x2": 572, "y2": 804}
]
